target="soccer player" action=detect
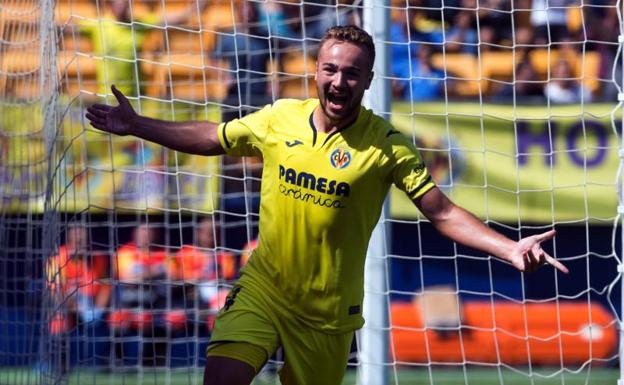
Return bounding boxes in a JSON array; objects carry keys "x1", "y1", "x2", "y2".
[{"x1": 86, "y1": 25, "x2": 568, "y2": 385}]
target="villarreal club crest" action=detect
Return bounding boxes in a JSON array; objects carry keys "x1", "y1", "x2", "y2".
[{"x1": 330, "y1": 148, "x2": 352, "y2": 170}]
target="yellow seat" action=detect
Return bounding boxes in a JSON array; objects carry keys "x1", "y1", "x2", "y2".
[
  {"x1": 480, "y1": 51, "x2": 516, "y2": 78},
  {"x1": 272, "y1": 52, "x2": 317, "y2": 99},
  {"x1": 58, "y1": 50, "x2": 98, "y2": 95},
  {"x1": 431, "y1": 53, "x2": 480, "y2": 96},
  {"x1": 479, "y1": 51, "x2": 519, "y2": 93},
  {"x1": 162, "y1": 29, "x2": 218, "y2": 55},
  {"x1": 149, "y1": 1, "x2": 236, "y2": 30},
  {"x1": 146, "y1": 52, "x2": 229, "y2": 101},
  {"x1": 55, "y1": 1, "x2": 98, "y2": 24}
]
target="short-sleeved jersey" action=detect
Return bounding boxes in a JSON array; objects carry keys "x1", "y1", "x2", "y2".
[{"x1": 218, "y1": 99, "x2": 435, "y2": 333}]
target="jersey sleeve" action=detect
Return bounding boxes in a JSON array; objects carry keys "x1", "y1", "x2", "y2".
[
  {"x1": 217, "y1": 104, "x2": 272, "y2": 157},
  {"x1": 381, "y1": 132, "x2": 436, "y2": 200}
]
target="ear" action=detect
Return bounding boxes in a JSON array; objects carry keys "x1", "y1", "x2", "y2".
[
  {"x1": 314, "y1": 61, "x2": 319, "y2": 81},
  {"x1": 365, "y1": 70, "x2": 374, "y2": 90}
]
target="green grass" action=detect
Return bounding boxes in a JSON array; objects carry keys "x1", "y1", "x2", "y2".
[{"x1": 0, "y1": 367, "x2": 619, "y2": 385}]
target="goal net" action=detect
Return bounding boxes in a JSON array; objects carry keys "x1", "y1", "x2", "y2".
[{"x1": 0, "y1": 0, "x2": 622, "y2": 384}]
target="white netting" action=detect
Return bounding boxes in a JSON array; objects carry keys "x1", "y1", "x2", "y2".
[
  {"x1": 0, "y1": 0, "x2": 622, "y2": 384},
  {"x1": 0, "y1": 0, "x2": 59, "y2": 384}
]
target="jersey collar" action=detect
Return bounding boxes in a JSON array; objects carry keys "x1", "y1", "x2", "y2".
[{"x1": 308, "y1": 105, "x2": 365, "y2": 147}]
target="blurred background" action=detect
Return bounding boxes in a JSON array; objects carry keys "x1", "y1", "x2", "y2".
[{"x1": 0, "y1": 0, "x2": 622, "y2": 384}]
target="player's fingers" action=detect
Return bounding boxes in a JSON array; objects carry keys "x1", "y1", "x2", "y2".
[
  {"x1": 534, "y1": 229, "x2": 556, "y2": 243},
  {"x1": 87, "y1": 104, "x2": 112, "y2": 116},
  {"x1": 531, "y1": 244, "x2": 545, "y2": 262},
  {"x1": 85, "y1": 112, "x2": 105, "y2": 126},
  {"x1": 111, "y1": 85, "x2": 131, "y2": 108},
  {"x1": 89, "y1": 103, "x2": 112, "y2": 111},
  {"x1": 524, "y1": 253, "x2": 536, "y2": 272},
  {"x1": 544, "y1": 254, "x2": 569, "y2": 274}
]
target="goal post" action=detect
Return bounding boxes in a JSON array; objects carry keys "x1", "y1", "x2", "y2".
[
  {"x1": 1, "y1": 1, "x2": 623, "y2": 385},
  {"x1": 360, "y1": 1, "x2": 391, "y2": 385}
]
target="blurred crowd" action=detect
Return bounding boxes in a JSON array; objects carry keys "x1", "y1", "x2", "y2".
[
  {"x1": 4, "y1": 0, "x2": 617, "y2": 106},
  {"x1": 188, "y1": 0, "x2": 620, "y2": 104},
  {"x1": 75, "y1": 0, "x2": 619, "y2": 105},
  {"x1": 386, "y1": 0, "x2": 619, "y2": 103},
  {"x1": 46, "y1": 220, "x2": 257, "y2": 367}
]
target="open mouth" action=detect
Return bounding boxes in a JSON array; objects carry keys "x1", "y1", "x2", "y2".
[{"x1": 327, "y1": 93, "x2": 348, "y2": 111}]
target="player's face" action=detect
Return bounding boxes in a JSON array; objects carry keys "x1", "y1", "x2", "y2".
[{"x1": 315, "y1": 40, "x2": 373, "y2": 126}]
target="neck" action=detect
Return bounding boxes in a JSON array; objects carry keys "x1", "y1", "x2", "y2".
[{"x1": 312, "y1": 106, "x2": 360, "y2": 134}]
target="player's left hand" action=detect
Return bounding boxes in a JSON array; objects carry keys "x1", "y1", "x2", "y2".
[{"x1": 509, "y1": 229, "x2": 569, "y2": 274}]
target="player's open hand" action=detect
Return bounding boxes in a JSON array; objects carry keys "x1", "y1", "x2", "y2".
[
  {"x1": 86, "y1": 85, "x2": 137, "y2": 136},
  {"x1": 509, "y1": 229, "x2": 568, "y2": 274}
]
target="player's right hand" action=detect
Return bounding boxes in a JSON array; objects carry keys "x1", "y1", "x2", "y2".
[{"x1": 86, "y1": 85, "x2": 137, "y2": 136}]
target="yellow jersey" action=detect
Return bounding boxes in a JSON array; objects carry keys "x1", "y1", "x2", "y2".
[{"x1": 217, "y1": 98, "x2": 435, "y2": 333}]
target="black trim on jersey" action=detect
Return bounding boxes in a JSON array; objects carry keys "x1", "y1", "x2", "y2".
[
  {"x1": 322, "y1": 130, "x2": 342, "y2": 147},
  {"x1": 319, "y1": 111, "x2": 361, "y2": 147},
  {"x1": 386, "y1": 130, "x2": 400, "y2": 137},
  {"x1": 308, "y1": 113, "x2": 318, "y2": 146},
  {"x1": 222, "y1": 122, "x2": 232, "y2": 149},
  {"x1": 408, "y1": 175, "x2": 433, "y2": 197}
]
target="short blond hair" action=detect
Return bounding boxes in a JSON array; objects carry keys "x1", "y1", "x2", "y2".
[{"x1": 319, "y1": 25, "x2": 375, "y2": 69}]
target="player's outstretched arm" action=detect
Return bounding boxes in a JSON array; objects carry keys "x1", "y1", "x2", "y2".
[
  {"x1": 85, "y1": 85, "x2": 225, "y2": 156},
  {"x1": 414, "y1": 187, "x2": 569, "y2": 274}
]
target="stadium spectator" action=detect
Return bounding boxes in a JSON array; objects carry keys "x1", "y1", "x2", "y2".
[
  {"x1": 392, "y1": 44, "x2": 445, "y2": 101},
  {"x1": 47, "y1": 226, "x2": 110, "y2": 331},
  {"x1": 494, "y1": 60, "x2": 545, "y2": 102},
  {"x1": 213, "y1": 2, "x2": 266, "y2": 215},
  {"x1": 389, "y1": 9, "x2": 416, "y2": 74},
  {"x1": 477, "y1": 0, "x2": 513, "y2": 49},
  {"x1": 214, "y1": 1, "x2": 271, "y2": 121},
  {"x1": 46, "y1": 225, "x2": 111, "y2": 367},
  {"x1": 79, "y1": 0, "x2": 208, "y2": 98},
  {"x1": 445, "y1": 10, "x2": 478, "y2": 54},
  {"x1": 408, "y1": 1, "x2": 445, "y2": 45},
  {"x1": 111, "y1": 222, "x2": 167, "y2": 366},
  {"x1": 87, "y1": 25, "x2": 569, "y2": 385},
  {"x1": 584, "y1": 3, "x2": 620, "y2": 101},
  {"x1": 544, "y1": 58, "x2": 592, "y2": 104},
  {"x1": 172, "y1": 217, "x2": 236, "y2": 309},
  {"x1": 530, "y1": 0, "x2": 577, "y2": 46},
  {"x1": 114, "y1": 222, "x2": 166, "y2": 309},
  {"x1": 256, "y1": 1, "x2": 298, "y2": 43},
  {"x1": 300, "y1": 1, "x2": 359, "y2": 41}
]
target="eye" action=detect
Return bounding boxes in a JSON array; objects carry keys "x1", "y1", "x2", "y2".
[{"x1": 346, "y1": 70, "x2": 361, "y2": 80}]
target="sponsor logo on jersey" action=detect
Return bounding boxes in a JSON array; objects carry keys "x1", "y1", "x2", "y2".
[
  {"x1": 330, "y1": 148, "x2": 352, "y2": 170},
  {"x1": 285, "y1": 139, "x2": 304, "y2": 148},
  {"x1": 279, "y1": 165, "x2": 350, "y2": 197}
]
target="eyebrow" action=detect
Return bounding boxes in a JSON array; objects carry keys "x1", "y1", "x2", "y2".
[{"x1": 321, "y1": 63, "x2": 362, "y2": 72}]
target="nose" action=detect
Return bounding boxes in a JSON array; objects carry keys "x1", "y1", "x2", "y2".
[{"x1": 332, "y1": 71, "x2": 347, "y2": 89}]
